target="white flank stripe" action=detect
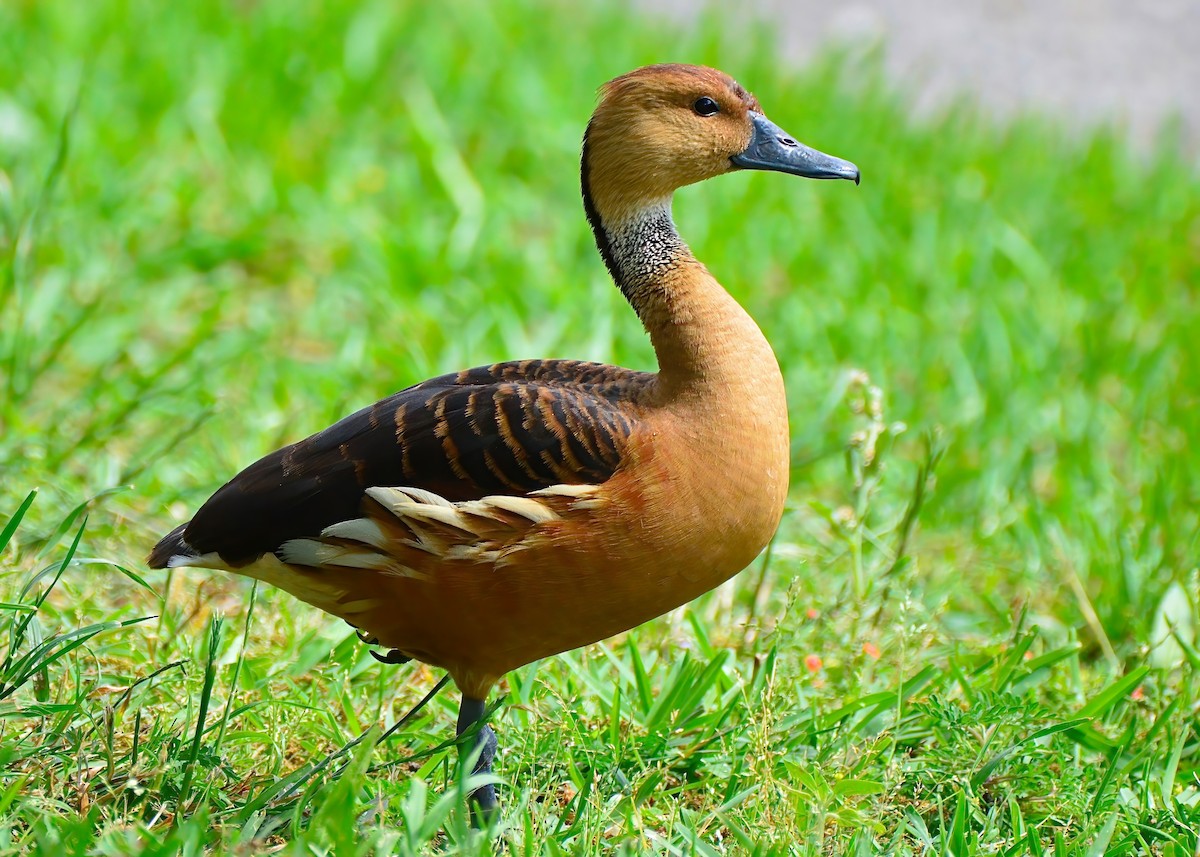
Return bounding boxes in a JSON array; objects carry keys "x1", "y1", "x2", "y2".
[
  {"x1": 322, "y1": 518, "x2": 390, "y2": 549},
  {"x1": 480, "y1": 495, "x2": 560, "y2": 524},
  {"x1": 532, "y1": 483, "x2": 603, "y2": 498},
  {"x1": 394, "y1": 503, "x2": 472, "y2": 531}
]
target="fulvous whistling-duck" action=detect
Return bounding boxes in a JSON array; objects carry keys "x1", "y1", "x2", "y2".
[{"x1": 149, "y1": 63, "x2": 859, "y2": 815}]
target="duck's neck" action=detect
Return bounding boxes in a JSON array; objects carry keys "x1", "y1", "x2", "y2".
[{"x1": 582, "y1": 181, "x2": 781, "y2": 401}]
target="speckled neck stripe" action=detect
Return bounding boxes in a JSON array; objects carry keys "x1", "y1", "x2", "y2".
[
  {"x1": 604, "y1": 199, "x2": 687, "y2": 311},
  {"x1": 580, "y1": 125, "x2": 689, "y2": 316}
]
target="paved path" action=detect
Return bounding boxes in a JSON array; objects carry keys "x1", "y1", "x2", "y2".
[{"x1": 643, "y1": 0, "x2": 1199, "y2": 150}]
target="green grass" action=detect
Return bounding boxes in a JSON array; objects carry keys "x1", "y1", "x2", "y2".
[{"x1": 2, "y1": 0, "x2": 1199, "y2": 853}]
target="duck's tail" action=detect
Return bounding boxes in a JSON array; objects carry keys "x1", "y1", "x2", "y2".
[{"x1": 147, "y1": 522, "x2": 198, "y2": 569}]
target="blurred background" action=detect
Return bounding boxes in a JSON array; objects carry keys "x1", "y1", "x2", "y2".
[{"x1": 648, "y1": 0, "x2": 1200, "y2": 150}]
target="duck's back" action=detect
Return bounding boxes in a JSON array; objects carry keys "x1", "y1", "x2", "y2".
[{"x1": 149, "y1": 359, "x2": 655, "y2": 570}]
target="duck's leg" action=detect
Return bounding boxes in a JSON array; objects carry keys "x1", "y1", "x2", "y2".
[{"x1": 457, "y1": 695, "x2": 498, "y2": 821}]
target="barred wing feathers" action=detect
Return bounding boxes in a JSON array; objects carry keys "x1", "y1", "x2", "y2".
[{"x1": 148, "y1": 360, "x2": 651, "y2": 568}]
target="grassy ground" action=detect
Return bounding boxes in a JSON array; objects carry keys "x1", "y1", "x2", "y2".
[{"x1": 2, "y1": 0, "x2": 1198, "y2": 853}]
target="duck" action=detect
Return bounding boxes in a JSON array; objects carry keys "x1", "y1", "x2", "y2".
[{"x1": 148, "y1": 63, "x2": 859, "y2": 816}]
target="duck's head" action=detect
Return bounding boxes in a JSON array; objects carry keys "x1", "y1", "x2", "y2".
[{"x1": 583, "y1": 64, "x2": 859, "y2": 221}]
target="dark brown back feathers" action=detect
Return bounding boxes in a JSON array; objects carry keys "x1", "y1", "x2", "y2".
[{"x1": 150, "y1": 360, "x2": 651, "y2": 567}]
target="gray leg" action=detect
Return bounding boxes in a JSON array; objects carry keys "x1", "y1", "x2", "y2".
[{"x1": 457, "y1": 695, "x2": 498, "y2": 821}]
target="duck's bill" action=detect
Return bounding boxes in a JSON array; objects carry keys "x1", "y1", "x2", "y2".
[{"x1": 731, "y1": 112, "x2": 860, "y2": 184}]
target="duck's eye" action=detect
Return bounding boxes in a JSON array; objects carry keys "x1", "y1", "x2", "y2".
[{"x1": 693, "y1": 96, "x2": 720, "y2": 117}]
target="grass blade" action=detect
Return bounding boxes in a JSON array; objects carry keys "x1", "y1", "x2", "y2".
[
  {"x1": 177, "y1": 616, "x2": 222, "y2": 816},
  {"x1": 0, "y1": 489, "x2": 37, "y2": 553}
]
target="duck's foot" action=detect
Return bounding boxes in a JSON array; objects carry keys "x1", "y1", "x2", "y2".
[
  {"x1": 348, "y1": 625, "x2": 411, "y2": 664},
  {"x1": 457, "y1": 695, "x2": 499, "y2": 825}
]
